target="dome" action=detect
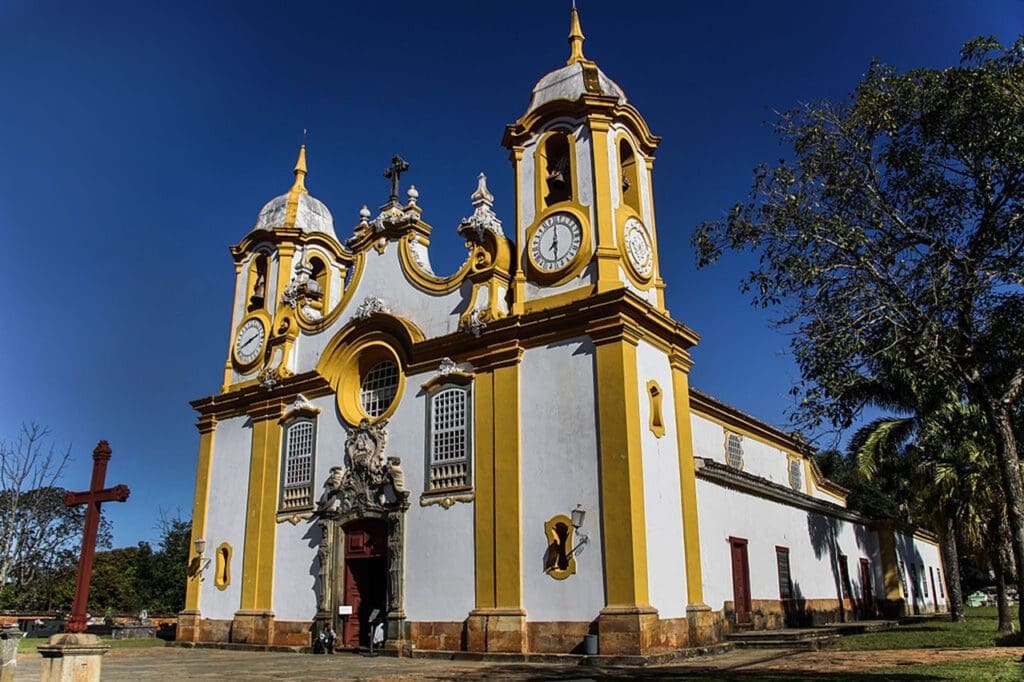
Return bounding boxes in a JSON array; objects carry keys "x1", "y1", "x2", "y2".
[
  {"x1": 254, "y1": 191, "x2": 335, "y2": 236},
  {"x1": 250, "y1": 145, "x2": 337, "y2": 238},
  {"x1": 526, "y1": 61, "x2": 626, "y2": 114}
]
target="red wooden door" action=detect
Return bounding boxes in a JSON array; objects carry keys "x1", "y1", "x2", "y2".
[
  {"x1": 730, "y1": 537, "x2": 752, "y2": 626},
  {"x1": 341, "y1": 519, "x2": 387, "y2": 648},
  {"x1": 859, "y1": 558, "x2": 874, "y2": 616}
]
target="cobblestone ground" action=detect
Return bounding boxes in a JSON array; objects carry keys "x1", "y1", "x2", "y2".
[{"x1": 14, "y1": 645, "x2": 1024, "y2": 680}]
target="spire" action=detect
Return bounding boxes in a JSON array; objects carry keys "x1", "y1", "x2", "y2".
[
  {"x1": 284, "y1": 144, "x2": 308, "y2": 227},
  {"x1": 567, "y1": 5, "x2": 586, "y2": 65},
  {"x1": 290, "y1": 144, "x2": 308, "y2": 195}
]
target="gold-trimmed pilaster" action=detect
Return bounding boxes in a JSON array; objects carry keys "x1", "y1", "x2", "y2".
[
  {"x1": 670, "y1": 352, "x2": 706, "y2": 609},
  {"x1": 588, "y1": 115, "x2": 624, "y2": 292},
  {"x1": 592, "y1": 327, "x2": 649, "y2": 608},
  {"x1": 239, "y1": 400, "x2": 285, "y2": 615},
  {"x1": 183, "y1": 415, "x2": 218, "y2": 622},
  {"x1": 877, "y1": 521, "x2": 903, "y2": 601},
  {"x1": 472, "y1": 344, "x2": 525, "y2": 652}
]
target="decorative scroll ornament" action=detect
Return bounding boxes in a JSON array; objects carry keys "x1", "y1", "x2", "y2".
[
  {"x1": 258, "y1": 366, "x2": 282, "y2": 390},
  {"x1": 316, "y1": 419, "x2": 409, "y2": 519},
  {"x1": 460, "y1": 173, "x2": 504, "y2": 241},
  {"x1": 281, "y1": 255, "x2": 324, "y2": 320},
  {"x1": 438, "y1": 357, "x2": 458, "y2": 375},
  {"x1": 354, "y1": 296, "x2": 390, "y2": 320}
]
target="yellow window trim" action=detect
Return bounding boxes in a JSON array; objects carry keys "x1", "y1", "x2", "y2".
[
  {"x1": 646, "y1": 380, "x2": 665, "y2": 438},
  {"x1": 215, "y1": 542, "x2": 232, "y2": 591}
]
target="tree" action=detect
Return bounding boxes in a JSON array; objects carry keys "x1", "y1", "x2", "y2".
[{"x1": 693, "y1": 37, "x2": 1024, "y2": 631}]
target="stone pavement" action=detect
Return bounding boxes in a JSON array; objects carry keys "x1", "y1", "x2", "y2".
[{"x1": 13, "y1": 644, "x2": 1024, "y2": 680}]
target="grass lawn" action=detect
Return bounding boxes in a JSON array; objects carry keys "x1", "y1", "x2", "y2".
[
  {"x1": 833, "y1": 606, "x2": 1022, "y2": 651},
  {"x1": 874, "y1": 657, "x2": 1024, "y2": 680},
  {"x1": 17, "y1": 635, "x2": 167, "y2": 654}
]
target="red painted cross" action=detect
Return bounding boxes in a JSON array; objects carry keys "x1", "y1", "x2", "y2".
[{"x1": 62, "y1": 440, "x2": 130, "y2": 634}]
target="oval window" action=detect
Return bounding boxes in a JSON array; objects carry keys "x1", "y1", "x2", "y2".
[{"x1": 360, "y1": 360, "x2": 399, "y2": 418}]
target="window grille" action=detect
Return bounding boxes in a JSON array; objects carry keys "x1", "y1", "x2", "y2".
[
  {"x1": 937, "y1": 568, "x2": 944, "y2": 598},
  {"x1": 281, "y1": 419, "x2": 315, "y2": 510},
  {"x1": 725, "y1": 433, "x2": 744, "y2": 469},
  {"x1": 922, "y1": 564, "x2": 929, "y2": 597},
  {"x1": 788, "y1": 459, "x2": 803, "y2": 491},
  {"x1": 898, "y1": 560, "x2": 909, "y2": 597},
  {"x1": 428, "y1": 386, "x2": 470, "y2": 491},
  {"x1": 360, "y1": 360, "x2": 399, "y2": 418},
  {"x1": 776, "y1": 547, "x2": 793, "y2": 600}
]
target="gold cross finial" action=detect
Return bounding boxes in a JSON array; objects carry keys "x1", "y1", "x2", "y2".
[{"x1": 567, "y1": 4, "x2": 586, "y2": 65}]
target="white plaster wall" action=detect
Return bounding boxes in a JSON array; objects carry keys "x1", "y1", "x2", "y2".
[
  {"x1": 200, "y1": 415, "x2": 252, "y2": 620},
  {"x1": 689, "y1": 414, "x2": 797, "y2": 490},
  {"x1": 392, "y1": 369, "x2": 476, "y2": 622},
  {"x1": 293, "y1": 245, "x2": 471, "y2": 373},
  {"x1": 697, "y1": 479, "x2": 884, "y2": 611},
  {"x1": 896, "y1": 533, "x2": 947, "y2": 611},
  {"x1": 270, "y1": 394, "x2": 348, "y2": 621},
  {"x1": 521, "y1": 338, "x2": 606, "y2": 621},
  {"x1": 636, "y1": 341, "x2": 687, "y2": 618}
]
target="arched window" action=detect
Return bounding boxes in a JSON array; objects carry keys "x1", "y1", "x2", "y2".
[
  {"x1": 542, "y1": 133, "x2": 573, "y2": 206},
  {"x1": 619, "y1": 138, "x2": 641, "y2": 213},
  {"x1": 280, "y1": 418, "x2": 316, "y2": 511},
  {"x1": 309, "y1": 256, "x2": 329, "y2": 311},
  {"x1": 247, "y1": 253, "x2": 269, "y2": 312}
]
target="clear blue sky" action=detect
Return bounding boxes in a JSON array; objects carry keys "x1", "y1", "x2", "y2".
[{"x1": 0, "y1": 1, "x2": 1019, "y2": 547}]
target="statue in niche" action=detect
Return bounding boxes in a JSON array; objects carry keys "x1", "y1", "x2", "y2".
[{"x1": 387, "y1": 515, "x2": 402, "y2": 611}]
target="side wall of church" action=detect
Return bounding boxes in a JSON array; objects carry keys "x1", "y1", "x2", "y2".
[
  {"x1": 636, "y1": 341, "x2": 688, "y2": 619},
  {"x1": 895, "y1": 532, "x2": 947, "y2": 614},
  {"x1": 521, "y1": 338, "x2": 606, "y2": 621},
  {"x1": 200, "y1": 415, "x2": 252, "y2": 620},
  {"x1": 696, "y1": 478, "x2": 885, "y2": 623}
]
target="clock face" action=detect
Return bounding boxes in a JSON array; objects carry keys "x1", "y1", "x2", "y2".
[
  {"x1": 234, "y1": 317, "x2": 266, "y2": 366},
  {"x1": 623, "y1": 217, "x2": 654, "y2": 278},
  {"x1": 530, "y1": 212, "x2": 583, "y2": 273}
]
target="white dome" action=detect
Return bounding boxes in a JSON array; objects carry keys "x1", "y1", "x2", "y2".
[
  {"x1": 253, "y1": 191, "x2": 335, "y2": 237},
  {"x1": 526, "y1": 61, "x2": 626, "y2": 114}
]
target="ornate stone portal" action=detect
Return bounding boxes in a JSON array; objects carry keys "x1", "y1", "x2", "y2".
[{"x1": 314, "y1": 418, "x2": 410, "y2": 646}]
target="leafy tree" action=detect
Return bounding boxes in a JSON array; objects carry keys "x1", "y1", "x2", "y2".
[{"x1": 693, "y1": 37, "x2": 1024, "y2": 630}]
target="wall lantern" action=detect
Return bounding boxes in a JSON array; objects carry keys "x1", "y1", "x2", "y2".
[
  {"x1": 567, "y1": 504, "x2": 590, "y2": 558},
  {"x1": 193, "y1": 537, "x2": 212, "y2": 579}
]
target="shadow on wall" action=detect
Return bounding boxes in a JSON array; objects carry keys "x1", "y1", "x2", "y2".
[
  {"x1": 893, "y1": 532, "x2": 928, "y2": 615},
  {"x1": 808, "y1": 513, "x2": 848, "y2": 622}
]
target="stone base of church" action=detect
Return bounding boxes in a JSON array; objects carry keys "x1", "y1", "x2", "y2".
[
  {"x1": 465, "y1": 609, "x2": 527, "y2": 653},
  {"x1": 230, "y1": 610, "x2": 275, "y2": 645}
]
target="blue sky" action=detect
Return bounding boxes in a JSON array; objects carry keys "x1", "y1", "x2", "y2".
[{"x1": 0, "y1": 0, "x2": 1020, "y2": 547}]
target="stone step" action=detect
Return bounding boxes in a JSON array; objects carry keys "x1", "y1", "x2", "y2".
[{"x1": 727, "y1": 628, "x2": 841, "y2": 651}]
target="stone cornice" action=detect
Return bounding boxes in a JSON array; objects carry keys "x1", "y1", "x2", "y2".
[
  {"x1": 694, "y1": 457, "x2": 870, "y2": 525},
  {"x1": 192, "y1": 372, "x2": 332, "y2": 420}
]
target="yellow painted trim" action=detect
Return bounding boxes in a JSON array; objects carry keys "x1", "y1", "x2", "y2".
[
  {"x1": 240, "y1": 406, "x2": 283, "y2": 611},
  {"x1": 876, "y1": 524, "x2": 903, "y2": 600},
  {"x1": 185, "y1": 416, "x2": 217, "y2": 611},
  {"x1": 669, "y1": 361, "x2": 706, "y2": 608},
  {"x1": 335, "y1": 341, "x2": 406, "y2": 426},
  {"x1": 521, "y1": 284, "x2": 596, "y2": 315},
  {"x1": 594, "y1": 337, "x2": 649, "y2": 607},
  {"x1": 473, "y1": 370, "x2": 496, "y2": 609},
  {"x1": 588, "y1": 116, "x2": 624, "y2": 292},
  {"x1": 397, "y1": 234, "x2": 473, "y2": 295},
  {"x1": 492, "y1": 362, "x2": 522, "y2": 608},
  {"x1": 543, "y1": 514, "x2": 577, "y2": 580},
  {"x1": 215, "y1": 542, "x2": 232, "y2": 591},
  {"x1": 646, "y1": 380, "x2": 665, "y2": 439},
  {"x1": 294, "y1": 249, "x2": 366, "y2": 333},
  {"x1": 532, "y1": 129, "x2": 581, "y2": 219},
  {"x1": 510, "y1": 146, "x2": 527, "y2": 315},
  {"x1": 420, "y1": 370, "x2": 474, "y2": 393}
]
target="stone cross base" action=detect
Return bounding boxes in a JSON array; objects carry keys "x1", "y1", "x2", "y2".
[
  {"x1": 37, "y1": 633, "x2": 110, "y2": 682},
  {"x1": 1, "y1": 626, "x2": 23, "y2": 682}
]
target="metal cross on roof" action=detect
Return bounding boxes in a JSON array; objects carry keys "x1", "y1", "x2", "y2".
[{"x1": 383, "y1": 155, "x2": 410, "y2": 205}]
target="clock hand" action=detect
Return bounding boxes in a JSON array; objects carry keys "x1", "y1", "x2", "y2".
[
  {"x1": 550, "y1": 229, "x2": 559, "y2": 258},
  {"x1": 241, "y1": 334, "x2": 260, "y2": 350}
]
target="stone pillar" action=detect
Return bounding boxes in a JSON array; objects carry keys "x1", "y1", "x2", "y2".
[
  {"x1": 0, "y1": 625, "x2": 22, "y2": 682},
  {"x1": 37, "y1": 633, "x2": 110, "y2": 682},
  {"x1": 177, "y1": 610, "x2": 201, "y2": 643},
  {"x1": 230, "y1": 610, "x2": 274, "y2": 646}
]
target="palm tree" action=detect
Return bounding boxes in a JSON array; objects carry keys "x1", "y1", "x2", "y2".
[{"x1": 849, "y1": 388, "x2": 998, "y2": 623}]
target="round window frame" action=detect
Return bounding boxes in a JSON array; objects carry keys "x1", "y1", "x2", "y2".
[{"x1": 336, "y1": 341, "x2": 405, "y2": 425}]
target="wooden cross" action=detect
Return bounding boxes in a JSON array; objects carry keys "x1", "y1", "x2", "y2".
[
  {"x1": 62, "y1": 441, "x2": 130, "y2": 633},
  {"x1": 383, "y1": 155, "x2": 410, "y2": 205}
]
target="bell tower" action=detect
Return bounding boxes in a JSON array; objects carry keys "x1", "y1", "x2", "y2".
[{"x1": 503, "y1": 7, "x2": 666, "y2": 314}]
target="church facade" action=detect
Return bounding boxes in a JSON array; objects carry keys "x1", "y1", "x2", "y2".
[{"x1": 179, "y1": 10, "x2": 946, "y2": 655}]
